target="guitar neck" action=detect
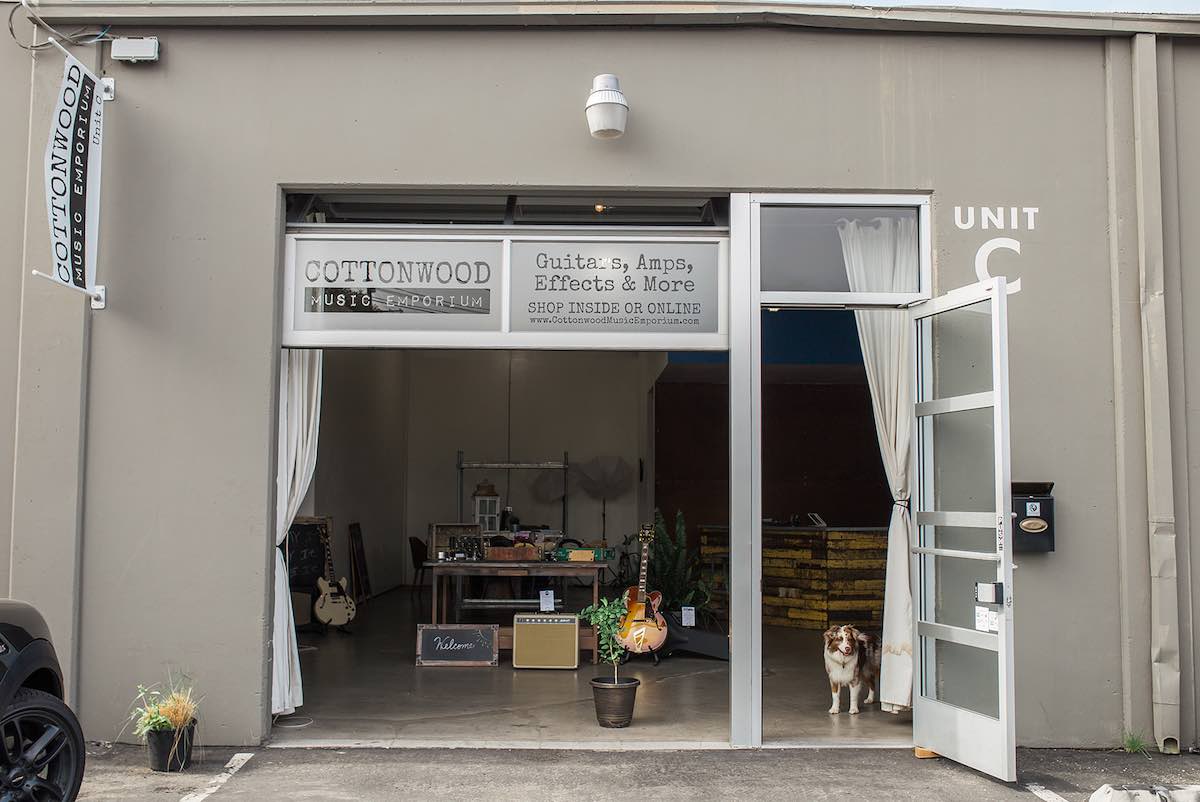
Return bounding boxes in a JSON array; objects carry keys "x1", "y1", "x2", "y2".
[
  {"x1": 638, "y1": 542, "x2": 649, "y2": 603},
  {"x1": 324, "y1": 536, "x2": 336, "y2": 585}
]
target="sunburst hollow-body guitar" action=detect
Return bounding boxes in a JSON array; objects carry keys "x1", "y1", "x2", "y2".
[{"x1": 616, "y1": 523, "x2": 668, "y2": 655}]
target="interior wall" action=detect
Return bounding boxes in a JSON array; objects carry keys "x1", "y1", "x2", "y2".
[
  {"x1": 312, "y1": 349, "x2": 410, "y2": 594},
  {"x1": 638, "y1": 353, "x2": 669, "y2": 525},
  {"x1": 655, "y1": 371, "x2": 889, "y2": 545},
  {"x1": 404, "y1": 350, "x2": 648, "y2": 583}
]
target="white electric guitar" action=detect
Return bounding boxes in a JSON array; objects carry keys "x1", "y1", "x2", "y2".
[{"x1": 313, "y1": 538, "x2": 356, "y2": 628}]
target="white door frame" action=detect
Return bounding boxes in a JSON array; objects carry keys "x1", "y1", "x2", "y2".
[
  {"x1": 909, "y1": 276, "x2": 1016, "y2": 781},
  {"x1": 728, "y1": 192, "x2": 932, "y2": 748}
]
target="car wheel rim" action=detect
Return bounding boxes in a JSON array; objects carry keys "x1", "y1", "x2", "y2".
[{"x1": 0, "y1": 708, "x2": 78, "y2": 802}]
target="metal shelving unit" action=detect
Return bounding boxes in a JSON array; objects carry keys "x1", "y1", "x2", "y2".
[{"x1": 456, "y1": 450, "x2": 569, "y2": 536}]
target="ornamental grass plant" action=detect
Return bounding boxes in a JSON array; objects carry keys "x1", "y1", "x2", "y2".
[{"x1": 131, "y1": 684, "x2": 198, "y2": 738}]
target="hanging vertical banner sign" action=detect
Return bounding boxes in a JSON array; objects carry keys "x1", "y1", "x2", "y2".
[{"x1": 44, "y1": 50, "x2": 104, "y2": 291}]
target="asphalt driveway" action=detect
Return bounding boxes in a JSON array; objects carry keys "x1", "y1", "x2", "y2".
[{"x1": 75, "y1": 744, "x2": 1200, "y2": 802}]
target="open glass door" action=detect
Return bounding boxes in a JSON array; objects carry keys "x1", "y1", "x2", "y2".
[{"x1": 910, "y1": 276, "x2": 1015, "y2": 782}]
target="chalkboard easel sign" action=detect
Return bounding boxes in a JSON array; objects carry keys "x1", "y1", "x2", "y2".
[
  {"x1": 416, "y1": 624, "x2": 499, "y2": 667},
  {"x1": 287, "y1": 516, "x2": 331, "y2": 594}
]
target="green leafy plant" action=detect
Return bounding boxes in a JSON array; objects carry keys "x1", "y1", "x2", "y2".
[
  {"x1": 644, "y1": 509, "x2": 711, "y2": 612},
  {"x1": 580, "y1": 592, "x2": 629, "y2": 683},
  {"x1": 1120, "y1": 730, "x2": 1152, "y2": 757},
  {"x1": 129, "y1": 677, "x2": 199, "y2": 739}
]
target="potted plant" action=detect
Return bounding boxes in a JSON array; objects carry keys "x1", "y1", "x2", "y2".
[
  {"x1": 130, "y1": 680, "x2": 199, "y2": 772},
  {"x1": 647, "y1": 509, "x2": 712, "y2": 613},
  {"x1": 639, "y1": 509, "x2": 729, "y2": 660},
  {"x1": 579, "y1": 593, "x2": 639, "y2": 727}
]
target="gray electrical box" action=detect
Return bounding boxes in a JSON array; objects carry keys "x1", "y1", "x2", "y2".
[
  {"x1": 1013, "y1": 481, "x2": 1054, "y2": 553},
  {"x1": 111, "y1": 37, "x2": 160, "y2": 63}
]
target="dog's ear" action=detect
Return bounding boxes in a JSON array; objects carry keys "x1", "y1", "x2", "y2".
[{"x1": 823, "y1": 627, "x2": 838, "y2": 645}]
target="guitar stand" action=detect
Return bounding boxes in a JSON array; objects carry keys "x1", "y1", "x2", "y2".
[{"x1": 620, "y1": 647, "x2": 661, "y2": 666}]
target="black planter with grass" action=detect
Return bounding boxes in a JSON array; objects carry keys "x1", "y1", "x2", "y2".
[
  {"x1": 147, "y1": 719, "x2": 196, "y2": 772},
  {"x1": 132, "y1": 682, "x2": 200, "y2": 773}
]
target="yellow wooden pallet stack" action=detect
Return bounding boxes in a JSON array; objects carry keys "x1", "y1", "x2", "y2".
[{"x1": 699, "y1": 525, "x2": 887, "y2": 631}]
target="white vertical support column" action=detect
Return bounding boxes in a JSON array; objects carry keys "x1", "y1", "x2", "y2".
[
  {"x1": 728, "y1": 193, "x2": 761, "y2": 747},
  {"x1": 1132, "y1": 32, "x2": 1181, "y2": 755},
  {"x1": 1153, "y1": 37, "x2": 1197, "y2": 750},
  {"x1": 1132, "y1": 32, "x2": 1180, "y2": 758},
  {"x1": 1104, "y1": 34, "x2": 1156, "y2": 750}
]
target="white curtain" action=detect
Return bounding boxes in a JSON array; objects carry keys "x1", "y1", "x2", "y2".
[
  {"x1": 837, "y1": 217, "x2": 918, "y2": 713},
  {"x1": 272, "y1": 349, "x2": 323, "y2": 716}
]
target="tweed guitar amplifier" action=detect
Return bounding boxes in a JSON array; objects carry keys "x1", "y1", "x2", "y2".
[{"x1": 512, "y1": 614, "x2": 579, "y2": 669}]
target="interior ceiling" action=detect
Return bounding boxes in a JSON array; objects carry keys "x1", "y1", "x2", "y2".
[{"x1": 286, "y1": 192, "x2": 727, "y2": 226}]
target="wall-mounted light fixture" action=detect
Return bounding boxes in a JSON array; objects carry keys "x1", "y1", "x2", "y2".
[
  {"x1": 586, "y1": 74, "x2": 628, "y2": 140},
  {"x1": 111, "y1": 37, "x2": 160, "y2": 63}
]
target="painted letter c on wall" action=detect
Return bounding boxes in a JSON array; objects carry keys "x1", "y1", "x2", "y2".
[{"x1": 974, "y1": 237, "x2": 1022, "y2": 293}]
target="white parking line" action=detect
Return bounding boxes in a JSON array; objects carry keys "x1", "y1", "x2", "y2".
[
  {"x1": 179, "y1": 752, "x2": 254, "y2": 802},
  {"x1": 1025, "y1": 784, "x2": 1070, "y2": 802}
]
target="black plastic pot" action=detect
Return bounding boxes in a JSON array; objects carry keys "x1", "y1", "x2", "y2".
[
  {"x1": 146, "y1": 720, "x2": 196, "y2": 772},
  {"x1": 589, "y1": 677, "x2": 640, "y2": 728}
]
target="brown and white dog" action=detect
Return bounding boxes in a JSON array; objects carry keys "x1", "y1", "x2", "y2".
[{"x1": 823, "y1": 625, "x2": 881, "y2": 715}]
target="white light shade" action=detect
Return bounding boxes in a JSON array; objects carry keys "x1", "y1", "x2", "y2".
[{"x1": 586, "y1": 74, "x2": 628, "y2": 139}]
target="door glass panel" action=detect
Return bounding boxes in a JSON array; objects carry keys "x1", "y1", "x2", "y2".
[
  {"x1": 921, "y1": 639, "x2": 1000, "y2": 719},
  {"x1": 759, "y1": 206, "x2": 919, "y2": 293},
  {"x1": 917, "y1": 300, "x2": 993, "y2": 400},
  {"x1": 920, "y1": 554, "x2": 998, "y2": 628},
  {"x1": 920, "y1": 407, "x2": 996, "y2": 512},
  {"x1": 920, "y1": 525, "x2": 996, "y2": 554}
]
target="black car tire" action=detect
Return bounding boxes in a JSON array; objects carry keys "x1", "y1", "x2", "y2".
[{"x1": 0, "y1": 688, "x2": 85, "y2": 802}]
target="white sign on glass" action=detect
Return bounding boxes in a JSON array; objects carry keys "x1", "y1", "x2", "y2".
[
  {"x1": 283, "y1": 235, "x2": 728, "y2": 348},
  {"x1": 508, "y1": 241, "x2": 720, "y2": 334},
  {"x1": 289, "y1": 238, "x2": 503, "y2": 333}
]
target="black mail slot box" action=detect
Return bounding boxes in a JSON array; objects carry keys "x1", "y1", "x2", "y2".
[{"x1": 1013, "y1": 481, "x2": 1054, "y2": 553}]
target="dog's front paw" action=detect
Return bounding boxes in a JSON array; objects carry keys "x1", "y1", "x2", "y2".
[
  {"x1": 849, "y1": 707, "x2": 860, "y2": 715},
  {"x1": 828, "y1": 706, "x2": 840, "y2": 715}
]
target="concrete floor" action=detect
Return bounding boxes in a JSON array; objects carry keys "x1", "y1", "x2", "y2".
[
  {"x1": 272, "y1": 589, "x2": 909, "y2": 747},
  {"x1": 763, "y1": 624, "x2": 912, "y2": 746}
]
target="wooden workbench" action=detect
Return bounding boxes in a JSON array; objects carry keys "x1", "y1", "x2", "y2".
[{"x1": 426, "y1": 560, "x2": 603, "y2": 663}]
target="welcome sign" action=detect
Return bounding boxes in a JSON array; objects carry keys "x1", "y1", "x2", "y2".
[{"x1": 283, "y1": 234, "x2": 728, "y2": 348}]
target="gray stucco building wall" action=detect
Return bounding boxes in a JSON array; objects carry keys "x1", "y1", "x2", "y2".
[
  {"x1": 1, "y1": 6, "x2": 1197, "y2": 751},
  {"x1": 0, "y1": 12, "x2": 34, "y2": 596}
]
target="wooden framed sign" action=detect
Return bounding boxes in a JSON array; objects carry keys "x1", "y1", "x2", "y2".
[{"x1": 416, "y1": 624, "x2": 499, "y2": 667}]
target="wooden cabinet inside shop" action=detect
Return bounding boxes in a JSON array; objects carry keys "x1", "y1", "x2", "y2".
[{"x1": 700, "y1": 525, "x2": 887, "y2": 630}]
